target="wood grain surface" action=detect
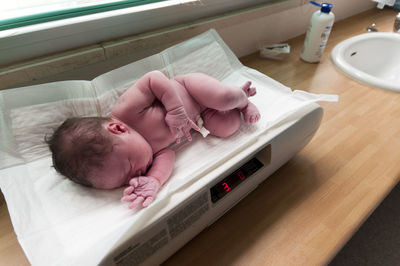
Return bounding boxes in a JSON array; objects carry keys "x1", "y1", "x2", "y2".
[{"x1": 1, "y1": 7, "x2": 399, "y2": 266}]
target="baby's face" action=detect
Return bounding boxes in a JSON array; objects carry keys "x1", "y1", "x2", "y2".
[{"x1": 90, "y1": 120, "x2": 153, "y2": 189}]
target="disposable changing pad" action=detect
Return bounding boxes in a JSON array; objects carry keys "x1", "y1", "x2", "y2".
[{"x1": 0, "y1": 29, "x2": 337, "y2": 266}]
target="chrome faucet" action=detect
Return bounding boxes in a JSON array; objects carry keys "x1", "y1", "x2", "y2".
[
  {"x1": 366, "y1": 23, "x2": 378, "y2": 32},
  {"x1": 393, "y1": 13, "x2": 400, "y2": 33}
]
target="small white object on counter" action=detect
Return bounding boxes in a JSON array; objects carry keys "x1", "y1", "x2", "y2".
[
  {"x1": 259, "y1": 44, "x2": 290, "y2": 60},
  {"x1": 373, "y1": 0, "x2": 395, "y2": 9}
]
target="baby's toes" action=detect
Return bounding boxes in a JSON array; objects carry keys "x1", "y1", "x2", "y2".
[
  {"x1": 241, "y1": 81, "x2": 253, "y2": 97},
  {"x1": 253, "y1": 113, "x2": 261, "y2": 123},
  {"x1": 248, "y1": 87, "x2": 257, "y2": 97},
  {"x1": 242, "y1": 102, "x2": 261, "y2": 124},
  {"x1": 248, "y1": 114, "x2": 259, "y2": 124},
  {"x1": 241, "y1": 81, "x2": 251, "y2": 90}
]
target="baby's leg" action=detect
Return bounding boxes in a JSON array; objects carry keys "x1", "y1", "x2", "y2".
[
  {"x1": 178, "y1": 73, "x2": 260, "y2": 123},
  {"x1": 202, "y1": 109, "x2": 241, "y2": 138}
]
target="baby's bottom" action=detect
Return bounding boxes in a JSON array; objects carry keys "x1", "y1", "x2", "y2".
[{"x1": 202, "y1": 108, "x2": 241, "y2": 138}]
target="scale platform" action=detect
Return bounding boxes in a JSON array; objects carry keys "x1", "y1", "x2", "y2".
[{"x1": 100, "y1": 103, "x2": 323, "y2": 266}]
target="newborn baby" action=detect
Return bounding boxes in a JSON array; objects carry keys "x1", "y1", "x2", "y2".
[{"x1": 47, "y1": 71, "x2": 260, "y2": 208}]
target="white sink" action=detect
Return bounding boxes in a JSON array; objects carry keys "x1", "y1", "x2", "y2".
[{"x1": 331, "y1": 32, "x2": 400, "y2": 92}]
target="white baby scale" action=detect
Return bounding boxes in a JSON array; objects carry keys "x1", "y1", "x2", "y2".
[
  {"x1": 101, "y1": 104, "x2": 323, "y2": 266},
  {"x1": 0, "y1": 29, "x2": 337, "y2": 266}
]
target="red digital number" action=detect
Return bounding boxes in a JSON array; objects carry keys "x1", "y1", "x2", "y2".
[
  {"x1": 222, "y1": 182, "x2": 231, "y2": 192},
  {"x1": 238, "y1": 170, "x2": 246, "y2": 180}
]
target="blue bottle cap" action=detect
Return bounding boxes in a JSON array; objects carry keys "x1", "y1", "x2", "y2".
[{"x1": 310, "y1": 1, "x2": 333, "y2": 13}]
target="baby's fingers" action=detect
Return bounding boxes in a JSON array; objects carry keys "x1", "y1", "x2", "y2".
[
  {"x1": 183, "y1": 127, "x2": 192, "y2": 142},
  {"x1": 169, "y1": 127, "x2": 182, "y2": 143},
  {"x1": 129, "y1": 196, "x2": 144, "y2": 209},
  {"x1": 129, "y1": 178, "x2": 139, "y2": 187},
  {"x1": 174, "y1": 129, "x2": 183, "y2": 143},
  {"x1": 142, "y1": 197, "x2": 154, "y2": 207},
  {"x1": 121, "y1": 193, "x2": 137, "y2": 202},
  {"x1": 123, "y1": 186, "x2": 134, "y2": 196},
  {"x1": 189, "y1": 119, "x2": 200, "y2": 131}
]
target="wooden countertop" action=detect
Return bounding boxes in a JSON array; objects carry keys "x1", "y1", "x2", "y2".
[{"x1": 1, "y1": 7, "x2": 400, "y2": 266}]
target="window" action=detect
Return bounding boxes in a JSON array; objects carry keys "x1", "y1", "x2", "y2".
[{"x1": 0, "y1": 0, "x2": 167, "y2": 31}]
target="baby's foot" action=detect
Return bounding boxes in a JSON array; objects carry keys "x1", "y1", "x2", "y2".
[
  {"x1": 241, "y1": 102, "x2": 261, "y2": 124},
  {"x1": 241, "y1": 81, "x2": 257, "y2": 97}
]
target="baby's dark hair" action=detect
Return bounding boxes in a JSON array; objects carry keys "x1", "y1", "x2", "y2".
[{"x1": 45, "y1": 117, "x2": 114, "y2": 187}]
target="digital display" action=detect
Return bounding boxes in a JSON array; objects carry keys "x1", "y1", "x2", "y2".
[{"x1": 210, "y1": 157, "x2": 264, "y2": 203}]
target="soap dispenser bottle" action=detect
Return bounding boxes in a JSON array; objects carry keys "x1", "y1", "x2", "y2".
[{"x1": 301, "y1": 1, "x2": 335, "y2": 63}]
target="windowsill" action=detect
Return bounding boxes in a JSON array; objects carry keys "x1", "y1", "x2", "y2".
[
  {"x1": 0, "y1": 0, "x2": 304, "y2": 90},
  {"x1": 0, "y1": 0, "x2": 300, "y2": 67}
]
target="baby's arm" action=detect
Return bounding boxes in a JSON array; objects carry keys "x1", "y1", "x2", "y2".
[
  {"x1": 121, "y1": 149, "x2": 175, "y2": 208},
  {"x1": 112, "y1": 71, "x2": 199, "y2": 142}
]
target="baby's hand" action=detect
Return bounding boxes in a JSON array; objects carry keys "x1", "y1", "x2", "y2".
[
  {"x1": 121, "y1": 176, "x2": 161, "y2": 208},
  {"x1": 165, "y1": 106, "x2": 200, "y2": 143}
]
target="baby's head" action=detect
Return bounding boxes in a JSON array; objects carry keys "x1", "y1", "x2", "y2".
[
  {"x1": 46, "y1": 117, "x2": 114, "y2": 187},
  {"x1": 46, "y1": 117, "x2": 153, "y2": 189}
]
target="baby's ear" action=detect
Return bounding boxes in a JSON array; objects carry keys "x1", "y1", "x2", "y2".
[{"x1": 107, "y1": 122, "x2": 127, "y2": 135}]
